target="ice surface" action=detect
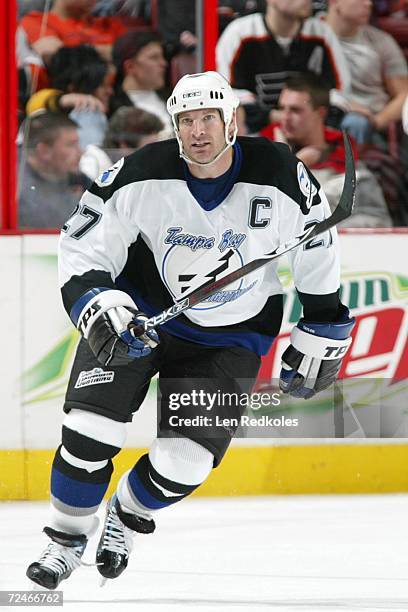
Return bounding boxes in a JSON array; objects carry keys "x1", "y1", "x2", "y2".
[{"x1": 1, "y1": 494, "x2": 408, "y2": 611}]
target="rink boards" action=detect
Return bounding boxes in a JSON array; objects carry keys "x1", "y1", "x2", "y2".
[{"x1": 0, "y1": 231, "x2": 407, "y2": 499}]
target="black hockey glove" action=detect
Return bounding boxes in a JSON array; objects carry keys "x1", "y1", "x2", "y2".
[
  {"x1": 279, "y1": 306, "x2": 355, "y2": 399},
  {"x1": 70, "y1": 288, "x2": 159, "y2": 367}
]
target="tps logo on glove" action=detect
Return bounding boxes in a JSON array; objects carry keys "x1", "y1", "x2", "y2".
[
  {"x1": 279, "y1": 308, "x2": 355, "y2": 399},
  {"x1": 324, "y1": 345, "x2": 349, "y2": 359}
]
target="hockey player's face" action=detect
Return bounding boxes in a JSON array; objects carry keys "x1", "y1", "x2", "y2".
[
  {"x1": 279, "y1": 89, "x2": 324, "y2": 144},
  {"x1": 178, "y1": 109, "x2": 227, "y2": 164}
]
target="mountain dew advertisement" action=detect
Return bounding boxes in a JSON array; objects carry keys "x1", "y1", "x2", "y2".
[
  {"x1": 6, "y1": 232, "x2": 408, "y2": 447},
  {"x1": 258, "y1": 270, "x2": 407, "y2": 384}
]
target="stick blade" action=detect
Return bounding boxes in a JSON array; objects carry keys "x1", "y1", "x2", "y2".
[
  {"x1": 312, "y1": 131, "x2": 356, "y2": 235},
  {"x1": 335, "y1": 130, "x2": 356, "y2": 219}
]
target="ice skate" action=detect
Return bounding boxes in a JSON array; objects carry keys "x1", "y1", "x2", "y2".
[
  {"x1": 26, "y1": 527, "x2": 88, "y2": 590},
  {"x1": 96, "y1": 495, "x2": 155, "y2": 584}
]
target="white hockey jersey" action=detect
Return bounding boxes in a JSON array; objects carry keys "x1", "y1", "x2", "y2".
[
  {"x1": 216, "y1": 13, "x2": 351, "y2": 112},
  {"x1": 59, "y1": 137, "x2": 341, "y2": 355}
]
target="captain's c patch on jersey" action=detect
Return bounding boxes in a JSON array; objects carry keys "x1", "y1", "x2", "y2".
[{"x1": 95, "y1": 158, "x2": 124, "y2": 187}]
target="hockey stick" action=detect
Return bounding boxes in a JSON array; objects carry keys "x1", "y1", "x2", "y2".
[
  {"x1": 334, "y1": 382, "x2": 366, "y2": 438},
  {"x1": 134, "y1": 132, "x2": 356, "y2": 335}
]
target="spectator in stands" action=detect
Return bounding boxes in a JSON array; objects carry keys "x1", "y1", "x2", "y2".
[
  {"x1": 80, "y1": 105, "x2": 164, "y2": 179},
  {"x1": 326, "y1": 0, "x2": 408, "y2": 144},
  {"x1": 111, "y1": 31, "x2": 172, "y2": 134},
  {"x1": 216, "y1": 0, "x2": 351, "y2": 133},
  {"x1": 261, "y1": 74, "x2": 392, "y2": 226},
  {"x1": 20, "y1": 0, "x2": 128, "y2": 63},
  {"x1": 26, "y1": 45, "x2": 113, "y2": 149},
  {"x1": 18, "y1": 113, "x2": 90, "y2": 229}
]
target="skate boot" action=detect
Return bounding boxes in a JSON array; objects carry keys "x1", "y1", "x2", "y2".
[
  {"x1": 96, "y1": 495, "x2": 155, "y2": 582},
  {"x1": 26, "y1": 527, "x2": 88, "y2": 590}
]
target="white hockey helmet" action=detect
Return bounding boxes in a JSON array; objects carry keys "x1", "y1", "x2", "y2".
[{"x1": 167, "y1": 71, "x2": 240, "y2": 165}]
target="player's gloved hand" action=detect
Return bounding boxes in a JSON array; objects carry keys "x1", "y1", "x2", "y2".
[
  {"x1": 279, "y1": 305, "x2": 355, "y2": 399},
  {"x1": 70, "y1": 288, "x2": 159, "y2": 367},
  {"x1": 88, "y1": 307, "x2": 159, "y2": 366}
]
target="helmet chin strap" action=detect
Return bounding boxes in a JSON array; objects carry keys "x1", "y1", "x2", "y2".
[
  {"x1": 175, "y1": 117, "x2": 238, "y2": 167},
  {"x1": 179, "y1": 141, "x2": 234, "y2": 167}
]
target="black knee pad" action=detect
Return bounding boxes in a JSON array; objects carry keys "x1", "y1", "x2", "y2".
[
  {"x1": 53, "y1": 445, "x2": 114, "y2": 483},
  {"x1": 62, "y1": 425, "x2": 121, "y2": 461}
]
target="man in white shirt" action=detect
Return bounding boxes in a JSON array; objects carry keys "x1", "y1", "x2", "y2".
[{"x1": 326, "y1": 0, "x2": 408, "y2": 143}]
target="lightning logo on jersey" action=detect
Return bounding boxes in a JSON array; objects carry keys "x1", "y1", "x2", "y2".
[
  {"x1": 162, "y1": 228, "x2": 254, "y2": 310},
  {"x1": 95, "y1": 158, "x2": 124, "y2": 187}
]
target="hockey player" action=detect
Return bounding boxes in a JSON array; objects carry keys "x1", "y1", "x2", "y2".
[{"x1": 26, "y1": 71, "x2": 354, "y2": 589}]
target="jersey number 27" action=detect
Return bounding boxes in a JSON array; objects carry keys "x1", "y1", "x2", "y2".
[{"x1": 62, "y1": 204, "x2": 102, "y2": 240}]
